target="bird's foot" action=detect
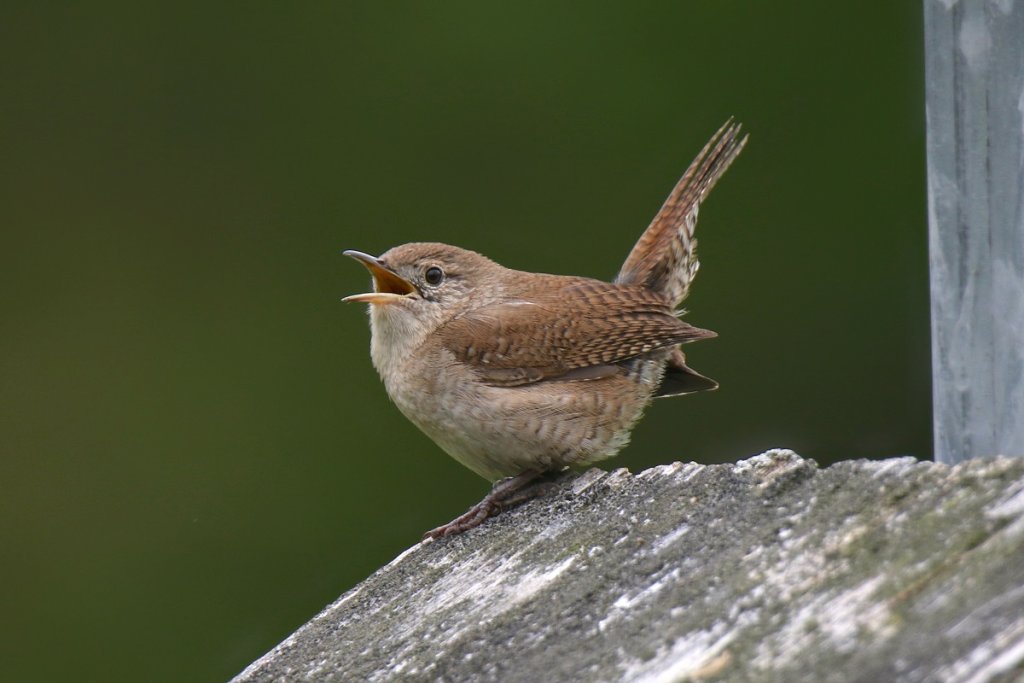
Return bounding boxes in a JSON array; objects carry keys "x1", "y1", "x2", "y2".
[{"x1": 423, "y1": 470, "x2": 563, "y2": 540}]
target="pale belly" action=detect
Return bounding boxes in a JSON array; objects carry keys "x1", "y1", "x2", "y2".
[{"x1": 383, "y1": 354, "x2": 667, "y2": 481}]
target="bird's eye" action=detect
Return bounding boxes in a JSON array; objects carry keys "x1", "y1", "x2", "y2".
[{"x1": 424, "y1": 266, "x2": 445, "y2": 286}]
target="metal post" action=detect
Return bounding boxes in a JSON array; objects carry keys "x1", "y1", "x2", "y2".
[{"x1": 924, "y1": 0, "x2": 1024, "y2": 463}]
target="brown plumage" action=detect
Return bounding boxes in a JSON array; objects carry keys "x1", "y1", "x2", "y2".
[
  {"x1": 344, "y1": 120, "x2": 747, "y2": 538},
  {"x1": 618, "y1": 118, "x2": 747, "y2": 307},
  {"x1": 617, "y1": 118, "x2": 747, "y2": 396},
  {"x1": 438, "y1": 276, "x2": 714, "y2": 388}
]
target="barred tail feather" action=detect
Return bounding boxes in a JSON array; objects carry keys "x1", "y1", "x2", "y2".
[{"x1": 616, "y1": 119, "x2": 747, "y2": 308}]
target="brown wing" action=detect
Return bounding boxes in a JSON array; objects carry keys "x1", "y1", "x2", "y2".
[{"x1": 436, "y1": 277, "x2": 715, "y2": 387}]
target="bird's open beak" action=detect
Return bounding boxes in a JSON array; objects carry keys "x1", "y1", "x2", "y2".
[{"x1": 342, "y1": 250, "x2": 418, "y2": 304}]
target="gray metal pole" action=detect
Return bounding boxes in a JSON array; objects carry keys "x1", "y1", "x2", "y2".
[{"x1": 925, "y1": 0, "x2": 1024, "y2": 463}]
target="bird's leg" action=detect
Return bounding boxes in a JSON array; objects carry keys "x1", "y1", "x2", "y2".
[{"x1": 423, "y1": 469, "x2": 563, "y2": 540}]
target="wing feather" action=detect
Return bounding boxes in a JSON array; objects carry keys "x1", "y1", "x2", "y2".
[{"x1": 437, "y1": 278, "x2": 714, "y2": 387}]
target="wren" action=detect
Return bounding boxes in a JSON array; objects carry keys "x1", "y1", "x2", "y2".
[{"x1": 344, "y1": 120, "x2": 747, "y2": 539}]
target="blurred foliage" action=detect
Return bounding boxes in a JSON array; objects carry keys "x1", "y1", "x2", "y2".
[{"x1": 0, "y1": 3, "x2": 926, "y2": 681}]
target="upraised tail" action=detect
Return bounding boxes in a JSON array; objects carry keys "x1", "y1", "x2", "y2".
[{"x1": 616, "y1": 119, "x2": 747, "y2": 308}]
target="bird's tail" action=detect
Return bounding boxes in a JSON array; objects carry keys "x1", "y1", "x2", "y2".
[{"x1": 616, "y1": 119, "x2": 747, "y2": 309}]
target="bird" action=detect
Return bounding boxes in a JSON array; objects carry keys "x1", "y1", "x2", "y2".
[{"x1": 343, "y1": 120, "x2": 747, "y2": 539}]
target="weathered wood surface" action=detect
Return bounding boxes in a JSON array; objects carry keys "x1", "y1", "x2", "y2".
[{"x1": 234, "y1": 450, "x2": 1024, "y2": 682}]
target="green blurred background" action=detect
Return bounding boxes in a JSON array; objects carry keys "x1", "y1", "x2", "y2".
[{"x1": 0, "y1": 3, "x2": 927, "y2": 681}]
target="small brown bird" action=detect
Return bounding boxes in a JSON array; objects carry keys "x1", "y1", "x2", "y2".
[{"x1": 344, "y1": 120, "x2": 747, "y2": 539}]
